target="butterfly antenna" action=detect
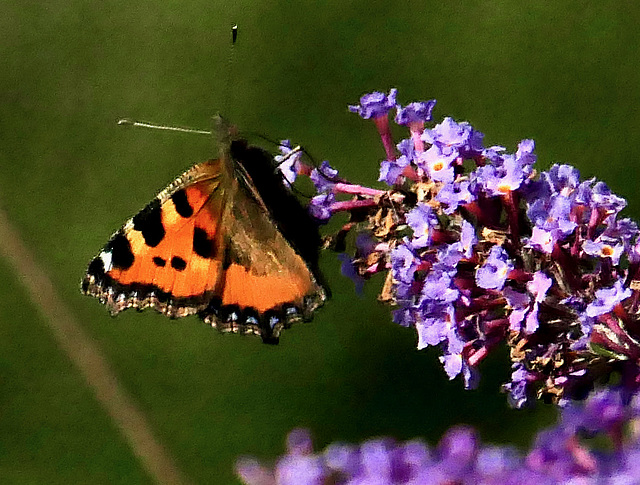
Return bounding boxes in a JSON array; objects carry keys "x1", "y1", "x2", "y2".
[
  {"x1": 223, "y1": 24, "x2": 239, "y2": 115},
  {"x1": 287, "y1": 181, "x2": 313, "y2": 199},
  {"x1": 117, "y1": 119, "x2": 212, "y2": 135},
  {"x1": 248, "y1": 131, "x2": 283, "y2": 146}
]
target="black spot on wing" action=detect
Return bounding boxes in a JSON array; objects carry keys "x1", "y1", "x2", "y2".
[
  {"x1": 87, "y1": 256, "x2": 105, "y2": 278},
  {"x1": 171, "y1": 256, "x2": 187, "y2": 271},
  {"x1": 171, "y1": 189, "x2": 193, "y2": 218},
  {"x1": 193, "y1": 227, "x2": 216, "y2": 259},
  {"x1": 83, "y1": 257, "x2": 106, "y2": 293},
  {"x1": 108, "y1": 232, "x2": 134, "y2": 269},
  {"x1": 153, "y1": 256, "x2": 166, "y2": 267},
  {"x1": 133, "y1": 199, "x2": 165, "y2": 247}
]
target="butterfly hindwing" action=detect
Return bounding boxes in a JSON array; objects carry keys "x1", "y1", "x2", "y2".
[
  {"x1": 83, "y1": 135, "x2": 325, "y2": 343},
  {"x1": 201, "y1": 160, "x2": 324, "y2": 338}
]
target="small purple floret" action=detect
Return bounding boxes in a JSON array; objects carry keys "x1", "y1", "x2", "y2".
[
  {"x1": 436, "y1": 180, "x2": 474, "y2": 214},
  {"x1": 406, "y1": 203, "x2": 438, "y2": 248},
  {"x1": 348, "y1": 88, "x2": 398, "y2": 119},
  {"x1": 395, "y1": 100, "x2": 437, "y2": 125},
  {"x1": 274, "y1": 139, "x2": 302, "y2": 185},
  {"x1": 310, "y1": 161, "x2": 339, "y2": 193},
  {"x1": 586, "y1": 279, "x2": 632, "y2": 317},
  {"x1": 308, "y1": 193, "x2": 335, "y2": 221},
  {"x1": 475, "y1": 246, "x2": 513, "y2": 290}
]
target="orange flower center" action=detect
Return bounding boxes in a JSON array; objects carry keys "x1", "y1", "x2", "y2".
[{"x1": 602, "y1": 246, "x2": 614, "y2": 257}]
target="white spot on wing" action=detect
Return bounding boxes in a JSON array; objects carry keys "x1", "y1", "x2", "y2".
[{"x1": 100, "y1": 250, "x2": 113, "y2": 272}]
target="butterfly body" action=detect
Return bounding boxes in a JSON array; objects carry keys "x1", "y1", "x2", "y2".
[{"x1": 83, "y1": 123, "x2": 325, "y2": 343}]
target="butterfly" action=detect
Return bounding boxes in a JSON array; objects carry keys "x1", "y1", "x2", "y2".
[{"x1": 82, "y1": 118, "x2": 326, "y2": 344}]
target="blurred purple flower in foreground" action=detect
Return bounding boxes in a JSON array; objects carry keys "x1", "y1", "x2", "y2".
[
  {"x1": 236, "y1": 387, "x2": 640, "y2": 485},
  {"x1": 283, "y1": 88, "x2": 640, "y2": 407}
]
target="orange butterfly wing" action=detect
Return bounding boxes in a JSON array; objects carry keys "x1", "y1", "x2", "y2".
[{"x1": 82, "y1": 143, "x2": 325, "y2": 343}]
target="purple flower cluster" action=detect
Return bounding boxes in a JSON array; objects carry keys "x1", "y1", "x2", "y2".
[
  {"x1": 298, "y1": 89, "x2": 640, "y2": 406},
  {"x1": 236, "y1": 387, "x2": 640, "y2": 484}
]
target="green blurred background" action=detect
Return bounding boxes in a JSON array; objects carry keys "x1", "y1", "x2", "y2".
[{"x1": 2, "y1": 1, "x2": 639, "y2": 483}]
